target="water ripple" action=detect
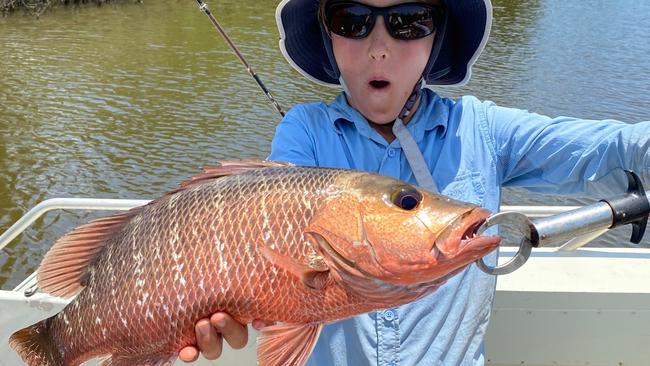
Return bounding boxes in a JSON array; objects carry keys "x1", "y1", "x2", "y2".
[{"x1": 1, "y1": 0, "x2": 650, "y2": 288}]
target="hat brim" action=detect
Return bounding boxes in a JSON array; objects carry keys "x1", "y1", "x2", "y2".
[{"x1": 276, "y1": 0, "x2": 492, "y2": 87}]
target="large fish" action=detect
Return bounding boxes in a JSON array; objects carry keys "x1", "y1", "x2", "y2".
[{"x1": 10, "y1": 160, "x2": 500, "y2": 366}]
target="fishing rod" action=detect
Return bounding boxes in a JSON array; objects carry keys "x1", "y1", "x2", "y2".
[{"x1": 194, "y1": 0, "x2": 286, "y2": 117}]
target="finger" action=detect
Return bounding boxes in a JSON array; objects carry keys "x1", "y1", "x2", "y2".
[
  {"x1": 196, "y1": 318, "x2": 223, "y2": 360},
  {"x1": 211, "y1": 312, "x2": 248, "y2": 350},
  {"x1": 252, "y1": 319, "x2": 274, "y2": 331},
  {"x1": 178, "y1": 346, "x2": 199, "y2": 363}
]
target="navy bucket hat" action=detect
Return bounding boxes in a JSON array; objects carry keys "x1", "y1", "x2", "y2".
[{"x1": 276, "y1": 0, "x2": 492, "y2": 87}]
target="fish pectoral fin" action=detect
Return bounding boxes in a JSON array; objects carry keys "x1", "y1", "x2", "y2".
[
  {"x1": 302, "y1": 270, "x2": 332, "y2": 290},
  {"x1": 257, "y1": 323, "x2": 323, "y2": 366},
  {"x1": 260, "y1": 246, "x2": 331, "y2": 290}
]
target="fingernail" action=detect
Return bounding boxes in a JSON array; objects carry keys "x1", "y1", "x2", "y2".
[
  {"x1": 215, "y1": 317, "x2": 226, "y2": 328},
  {"x1": 198, "y1": 323, "x2": 210, "y2": 336}
]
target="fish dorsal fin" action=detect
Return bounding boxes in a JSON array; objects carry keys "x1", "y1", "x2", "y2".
[
  {"x1": 37, "y1": 208, "x2": 143, "y2": 298},
  {"x1": 257, "y1": 323, "x2": 323, "y2": 366},
  {"x1": 169, "y1": 160, "x2": 294, "y2": 195}
]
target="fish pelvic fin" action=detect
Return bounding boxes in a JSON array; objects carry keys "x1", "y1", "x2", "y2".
[
  {"x1": 169, "y1": 159, "x2": 294, "y2": 194},
  {"x1": 37, "y1": 208, "x2": 142, "y2": 298},
  {"x1": 9, "y1": 317, "x2": 63, "y2": 366},
  {"x1": 257, "y1": 323, "x2": 323, "y2": 366}
]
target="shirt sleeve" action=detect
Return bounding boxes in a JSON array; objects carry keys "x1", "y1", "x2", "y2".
[
  {"x1": 480, "y1": 99, "x2": 650, "y2": 196},
  {"x1": 267, "y1": 105, "x2": 318, "y2": 167}
]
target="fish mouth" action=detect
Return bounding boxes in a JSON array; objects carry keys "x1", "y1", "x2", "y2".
[{"x1": 433, "y1": 208, "x2": 500, "y2": 258}]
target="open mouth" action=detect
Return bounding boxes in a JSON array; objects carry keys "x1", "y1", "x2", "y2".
[
  {"x1": 458, "y1": 218, "x2": 498, "y2": 253},
  {"x1": 461, "y1": 219, "x2": 485, "y2": 241},
  {"x1": 369, "y1": 80, "x2": 390, "y2": 89},
  {"x1": 432, "y1": 209, "x2": 500, "y2": 257}
]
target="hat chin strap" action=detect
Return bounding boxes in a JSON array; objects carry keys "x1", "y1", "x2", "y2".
[
  {"x1": 339, "y1": 73, "x2": 438, "y2": 193},
  {"x1": 338, "y1": 76, "x2": 351, "y2": 97},
  {"x1": 392, "y1": 77, "x2": 438, "y2": 193},
  {"x1": 321, "y1": 17, "x2": 341, "y2": 81},
  {"x1": 389, "y1": 13, "x2": 449, "y2": 193}
]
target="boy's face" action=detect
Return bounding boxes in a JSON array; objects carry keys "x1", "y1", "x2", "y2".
[{"x1": 331, "y1": 0, "x2": 436, "y2": 124}]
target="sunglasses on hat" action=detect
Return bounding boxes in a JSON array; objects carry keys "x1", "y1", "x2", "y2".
[{"x1": 323, "y1": 1, "x2": 445, "y2": 40}]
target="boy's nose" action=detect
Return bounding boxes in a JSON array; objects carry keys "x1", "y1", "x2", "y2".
[{"x1": 368, "y1": 16, "x2": 390, "y2": 60}]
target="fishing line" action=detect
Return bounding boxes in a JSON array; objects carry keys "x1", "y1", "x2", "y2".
[{"x1": 195, "y1": 0, "x2": 286, "y2": 117}]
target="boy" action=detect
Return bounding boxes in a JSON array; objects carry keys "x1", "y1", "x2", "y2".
[{"x1": 180, "y1": 0, "x2": 650, "y2": 364}]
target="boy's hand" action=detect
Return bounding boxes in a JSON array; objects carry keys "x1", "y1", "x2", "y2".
[{"x1": 179, "y1": 312, "x2": 272, "y2": 362}]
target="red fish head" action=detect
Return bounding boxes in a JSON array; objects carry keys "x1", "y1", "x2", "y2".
[{"x1": 306, "y1": 173, "x2": 500, "y2": 303}]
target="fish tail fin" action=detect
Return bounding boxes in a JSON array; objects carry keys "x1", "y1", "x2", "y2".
[{"x1": 9, "y1": 317, "x2": 63, "y2": 366}]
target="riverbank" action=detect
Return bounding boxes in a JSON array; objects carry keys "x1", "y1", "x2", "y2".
[{"x1": 1, "y1": 0, "x2": 136, "y2": 17}]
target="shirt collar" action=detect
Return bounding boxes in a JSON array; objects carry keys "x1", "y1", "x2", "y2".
[{"x1": 326, "y1": 88, "x2": 449, "y2": 145}]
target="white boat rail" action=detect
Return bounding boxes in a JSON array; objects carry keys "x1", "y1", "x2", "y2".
[
  {"x1": 0, "y1": 198, "x2": 587, "y2": 294},
  {"x1": 0, "y1": 198, "x2": 150, "y2": 253},
  {"x1": 0, "y1": 197, "x2": 581, "y2": 253}
]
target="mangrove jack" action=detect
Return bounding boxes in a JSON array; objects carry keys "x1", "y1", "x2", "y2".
[{"x1": 10, "y1": 160, "x2": 500, "y2": 366}]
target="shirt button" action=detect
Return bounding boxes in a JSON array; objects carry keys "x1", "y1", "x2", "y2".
[
  {"x1": 382, "y1": 309, "x2": 396, "y2": 321},
  {"x1": 387, "y1": 148, "x2": 396, "y2": 157}
]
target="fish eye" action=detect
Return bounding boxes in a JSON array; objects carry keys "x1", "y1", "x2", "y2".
[{"x1": 390, "y1": 187, "x2": 422, "y2": 211}]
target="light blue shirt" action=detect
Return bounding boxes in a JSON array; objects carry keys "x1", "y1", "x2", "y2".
[{"x1": 268, "y1": 88, "x2": 650, "y2": 366}]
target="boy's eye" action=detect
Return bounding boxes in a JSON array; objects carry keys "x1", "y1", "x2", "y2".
[
  {"x1": 327, "y1": 5, "x2": 374, "y2": 38},
  {"x1": 336, "y1": 15, "x2": 370, "y2": 36},
  {"x1": 388, "y1": 11, "x2": 435, "y2": 40},
  {"x1": 325, "y1": 2, "x2": 440, "y2": 40}
]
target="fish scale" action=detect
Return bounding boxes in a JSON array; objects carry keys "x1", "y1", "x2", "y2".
[
  {"x1": 10, "y1": 161, "x2": 500, "y2": 366},
  {"x1": 51, "y1": 167, "x2": 347, "y2": 361}
]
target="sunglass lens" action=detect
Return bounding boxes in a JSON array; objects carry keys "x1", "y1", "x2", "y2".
[
  {"x1": 327, "y1": 4, "x2": 374, "y2": 38},
  {"x1": 387, "y1": 4, "x2": 437, "y2": 40}
]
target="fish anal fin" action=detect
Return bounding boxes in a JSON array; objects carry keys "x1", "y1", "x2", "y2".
[
  {"x1": 257, "y1": 323, "x2": 323, "y2": 366},
  {"x1": 37, "y1": 209, "x2": 142, "y2": 298},
  {"x1": 97, "y1": 353, "x2": 176, "y2": 366},
  {"x1": 260, "y1": 246, "x2": 331, "y2": 290},
  {"x1": 172, "y1": 160, "x2": 294, "y2": 194}
]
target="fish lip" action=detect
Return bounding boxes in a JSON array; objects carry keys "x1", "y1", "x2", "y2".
[
  {"x1": 459, "y1": 235, "x2": 501, "y2": 254},
  {"x1": 432, "y1": 208, "x2": 498, "y2": 257}
]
